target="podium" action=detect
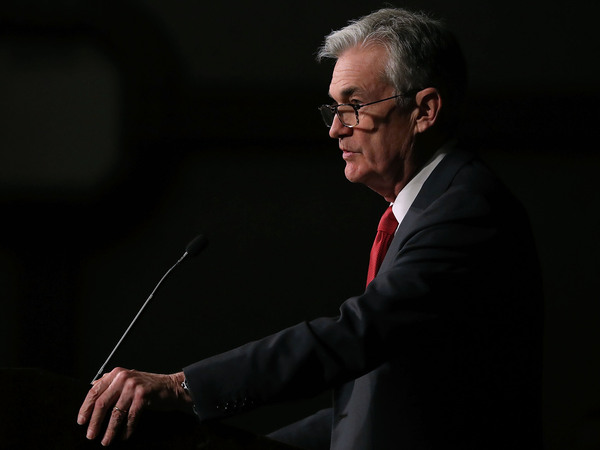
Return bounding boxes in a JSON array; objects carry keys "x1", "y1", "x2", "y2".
[{"x1": 0, "y1": 369, "x2": 299, "y2": 449}]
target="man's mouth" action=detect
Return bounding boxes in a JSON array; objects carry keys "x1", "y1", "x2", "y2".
[{"x1": 341, "y1": 148, "x2": 358, "y2": 159}]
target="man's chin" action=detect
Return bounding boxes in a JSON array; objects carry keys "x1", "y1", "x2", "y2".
[{"x1": 344, "y1": 167, "x2": 362, "y2": 184}]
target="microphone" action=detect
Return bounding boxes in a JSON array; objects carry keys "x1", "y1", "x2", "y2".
[
  {"x1": 90, "y1": 234, "x2": 208, "y2": 384},
  {"x1": 185, "y1": 234, "x2": 209, "y2": 257}
]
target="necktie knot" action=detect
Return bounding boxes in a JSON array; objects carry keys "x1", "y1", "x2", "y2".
[{"x1": 378, "y1": 206, "x2": 398, "y2": 234}]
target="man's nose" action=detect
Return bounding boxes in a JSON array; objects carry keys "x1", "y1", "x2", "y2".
[{"x1": 329, "y1": 115, "x2": 352, "y2": 139}]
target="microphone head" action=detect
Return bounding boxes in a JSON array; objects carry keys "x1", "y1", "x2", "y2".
[{"x1": 185, "y1": 234, "x2": 208, "y2": 257}]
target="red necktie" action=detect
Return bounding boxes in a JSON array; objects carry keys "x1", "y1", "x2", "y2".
[{"x1": 366, "y1": 206, "x2": 398, "y2": 285}]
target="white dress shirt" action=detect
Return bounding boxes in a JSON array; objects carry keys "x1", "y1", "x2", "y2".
[{"x1": 391, "y1": 144, "x2": 451, "y2": 229}]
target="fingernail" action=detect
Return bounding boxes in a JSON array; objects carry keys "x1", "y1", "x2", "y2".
[
  {"x1": 86, "y1": 429, "x2": 94, "y2": 440},
  {"x1": 77, "y1": 415, "x2": 85, "y2": 425}
]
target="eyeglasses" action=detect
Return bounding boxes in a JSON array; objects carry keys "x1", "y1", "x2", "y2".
[{"x1": 318, "y1": 93, "x2": 412, "y2": 128}]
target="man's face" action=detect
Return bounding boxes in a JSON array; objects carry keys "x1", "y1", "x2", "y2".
[{"x1": 328, "y1": 45, "x2": 417, "y2": 201}]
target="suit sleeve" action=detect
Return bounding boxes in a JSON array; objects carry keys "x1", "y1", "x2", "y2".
[{"x1": 183, "y1": 169, "x2": 542, "y2": 423}]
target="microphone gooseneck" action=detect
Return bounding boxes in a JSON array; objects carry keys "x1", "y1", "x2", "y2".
[{"x1": 90, "y1": 234, "x2": 208, "y2": 384}]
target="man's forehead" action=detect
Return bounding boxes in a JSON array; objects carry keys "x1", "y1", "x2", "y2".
[
  {"x1": 328, "y1": 65, "x2": 371, "y2": 99},
  {"x1": 328, "y1": 46, "x2": 390, "y2": 99}
]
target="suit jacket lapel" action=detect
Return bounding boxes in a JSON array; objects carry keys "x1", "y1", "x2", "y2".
[{"x1": 378, "y1": 149, "x2": 475, "y2": 274}]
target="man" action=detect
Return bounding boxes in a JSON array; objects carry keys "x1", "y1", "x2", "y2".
[{"x1": 78, "y1": 7, "x2": 543, "y2": 449}]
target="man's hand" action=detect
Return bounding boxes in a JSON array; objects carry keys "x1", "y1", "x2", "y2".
[{"x1": 77, "y1": 368, "x2": 191, "y2": 446}]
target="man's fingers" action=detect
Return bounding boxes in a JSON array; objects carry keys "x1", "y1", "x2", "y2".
[
  {"x1": 86, "y1": 394, "x2": 118, "y2": 440},
  {"x1": 100, "y1": 376, "x2": 148, "y2": 444},
  {"x1": 101, "y1": 405, "x2": 131, "y2": 446},
  {"x1": 124, "y1": 395, "x2": 146, "y2": 440},
  {"x1": 77, "y1": 377, "x2": 109, "y2": 425},
  {"x1": 124, "y1": 388, "x2": 149, "y2": 439},
  {"x1": 85, "y1": 369, "x2": 127, "y2": 440}
]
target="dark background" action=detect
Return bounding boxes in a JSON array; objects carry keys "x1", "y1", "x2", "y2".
[{"x1": 1, "y1": 1, "x2": 598, "y2": 448}]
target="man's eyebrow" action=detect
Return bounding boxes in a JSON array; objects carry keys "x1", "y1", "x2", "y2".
[{"x1": 328, "y1": 86, "x2": 363, "y2": 101}]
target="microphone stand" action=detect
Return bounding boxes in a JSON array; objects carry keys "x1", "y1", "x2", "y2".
[{"x1": 90, "y1": 235, "x2": 207, "y2": 384}]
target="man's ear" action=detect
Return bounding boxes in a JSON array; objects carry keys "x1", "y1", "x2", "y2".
[{"x1": 414, "y1": 88, "x2": 442, "y2": 133}]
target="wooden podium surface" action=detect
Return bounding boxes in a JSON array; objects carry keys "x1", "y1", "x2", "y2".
[{"x1": 0, "y1": 368, "x2": 298, "y2": 449}]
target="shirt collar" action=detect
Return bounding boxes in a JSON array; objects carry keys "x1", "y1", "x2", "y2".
[{"x1": 390, "y1": 141, "x2": 454, "y2": 229}]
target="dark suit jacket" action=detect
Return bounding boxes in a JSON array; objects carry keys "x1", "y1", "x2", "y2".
[{"x1": 183, "y1": 148, "x2": 544, "y2": 449}]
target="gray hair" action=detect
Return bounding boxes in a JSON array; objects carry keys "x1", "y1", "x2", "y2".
[{"x1": 318, "y1": 8, "x2": 467, "y2": 128}]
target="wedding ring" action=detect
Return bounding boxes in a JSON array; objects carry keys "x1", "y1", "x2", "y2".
[{"x1": 113, "y1": 406, "x2": 128, "y2": 414}]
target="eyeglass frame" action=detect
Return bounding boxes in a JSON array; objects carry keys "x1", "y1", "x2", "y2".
[{"x1": 318, "y1": 90, "x2": 419, "y2": 128}]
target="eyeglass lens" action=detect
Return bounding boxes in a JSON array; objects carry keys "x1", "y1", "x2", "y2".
[{"x1": 320, "y1": 105, "x2": 358, "y2": 127}]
